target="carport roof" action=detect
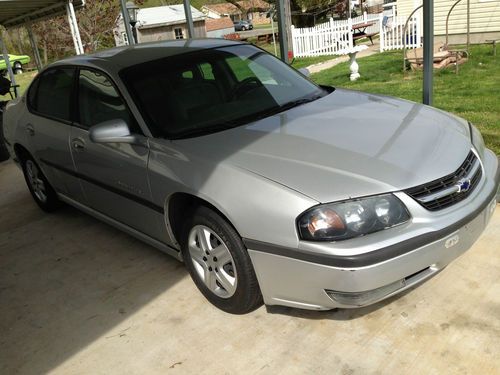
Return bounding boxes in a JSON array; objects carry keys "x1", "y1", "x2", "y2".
[{"x1": 0, "y1": 0, "x2": 85, "y2": 28}]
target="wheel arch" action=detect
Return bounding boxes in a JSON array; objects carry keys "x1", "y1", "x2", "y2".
[
  {"x1": 13, "y1": 143, "x2": 30, "y2": 163},
  {"x1": 165, "y1": 192, "x2": 242, "y2": 248}
]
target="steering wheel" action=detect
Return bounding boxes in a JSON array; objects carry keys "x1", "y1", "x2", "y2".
[{"x1": 230, "y1": 77, "x2": 262, "y2": 100}]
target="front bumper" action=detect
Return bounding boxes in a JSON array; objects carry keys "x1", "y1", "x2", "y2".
[{"x1": 246, "y1": 151, "x2": 500, "y2": 310}]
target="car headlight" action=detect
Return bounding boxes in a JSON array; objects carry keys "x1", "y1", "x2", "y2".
[
  {"x1": 297, "y1": 194, "x2": 411, "y2": 241},
  {"x1": 469, "y1": 123, "x2": 485, "y2": 158}
]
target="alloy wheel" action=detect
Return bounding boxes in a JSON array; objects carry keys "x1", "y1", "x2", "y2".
[
  {"x1": 188, "y1": 225, "x2": 237, "y2": 298},
  {"x1": 26, "y1": 160, "x2": 47, "y2": 203}
]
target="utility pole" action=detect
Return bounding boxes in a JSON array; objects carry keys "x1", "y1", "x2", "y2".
[
  {"x1": 284, "y1": 0, "x2": 293, "y2": 59},
  {"x1": 276, "y1": 0, "x2": 288, "y2": 63},
  {"x1": 423, "y1": 0, "x2": 433, "y2": 105}
]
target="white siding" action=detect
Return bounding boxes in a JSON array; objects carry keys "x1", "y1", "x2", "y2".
[{"x1": 396, "y1": 0, "x2": 500, "y2": 35}]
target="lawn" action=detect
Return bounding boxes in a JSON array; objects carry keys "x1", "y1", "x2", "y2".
[
  {"x1": 310, "y1": 44, "x2": 500, "y2": 154},
  {"x1": 254, "y1": 39, "x2": 337, "y2": 69}
]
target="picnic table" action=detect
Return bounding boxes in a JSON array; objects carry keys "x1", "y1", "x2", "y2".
[{"x1": 352, "y1": 22, "x2": 377, "y2": 45}]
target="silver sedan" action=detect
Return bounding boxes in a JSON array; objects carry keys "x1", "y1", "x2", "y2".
[{"x1": 3, "y1": 39, "x2": 499, "y2": 313}]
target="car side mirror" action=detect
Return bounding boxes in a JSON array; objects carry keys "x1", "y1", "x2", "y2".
[
  {"x1": 89, "y1": 119, "x2": 138, "y2": 144},
  {"x1": 298, "y1": 68, "x2": 310, "y2": 77}
]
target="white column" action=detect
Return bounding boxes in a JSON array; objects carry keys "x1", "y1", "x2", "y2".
[
  {"x1": 379, "y1": 12, "x2": 384, "y2": 52},
  {"x1": 0, "y1": 35, "x2": 18, "y2": 97},
  {"x1": 119, "y1": 0, "x2": 135, "y2": 45},
  {"x1": 183, "y1": 0, "x2": 195, "y2": 38},
  {"x1": 66, "y1": 0, "x2": 84, "y2": 54}
]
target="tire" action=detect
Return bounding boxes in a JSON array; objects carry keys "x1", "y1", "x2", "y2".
[
  {"x1": 181, "y1": 205, "x2": 263, "y2": 314},
  {"x1": 13, "y1": 62, "x2": 23, "y2": 75},
  {"x1": 242, "y1": 26, "x2": 247, "y2": 31},
  {"x1": 21, "y1": 155, "x2": 60, "y2": 212}
]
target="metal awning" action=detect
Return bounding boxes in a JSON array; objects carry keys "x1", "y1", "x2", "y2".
[
  {"x1": 0, "y1": 0, "x2": 85, "y2": 98},
  {"x1": 0, "y1": 0, "x2": 84, "y2": 28}
]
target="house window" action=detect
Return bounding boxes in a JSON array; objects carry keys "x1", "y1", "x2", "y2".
[{"x1": 174, "y1": 28, "x2": 184, "y2": 39}]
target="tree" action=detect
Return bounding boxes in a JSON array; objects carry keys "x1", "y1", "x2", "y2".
[{"x1": 29, "y1": 0, "x2": 147, "y2": 64}]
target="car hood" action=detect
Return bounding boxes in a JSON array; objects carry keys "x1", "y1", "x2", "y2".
[{"x1": 174, "y1": 89, "x2": 472, "y2": 203}]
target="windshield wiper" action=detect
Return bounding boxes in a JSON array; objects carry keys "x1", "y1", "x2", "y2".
[
  {"x1": 171, "y1": 121, "x2": 239, "y2": 140},
  {"x1": 279, "y1": 95, "x2": 323, "y2": 112}
]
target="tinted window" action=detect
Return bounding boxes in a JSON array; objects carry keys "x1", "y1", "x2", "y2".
[
  {"x1": 77, "y1": 69, "x2": 136, "y2": 131},
  {"x1": 121, "y1": 45, "x2": 324, "y2": 139},
  {"x1": 33, "y1": 68, "x2": 74, "y2": 122},
  {"x1": 27, "y1": 77, "x2": 40, "y2": 109}
]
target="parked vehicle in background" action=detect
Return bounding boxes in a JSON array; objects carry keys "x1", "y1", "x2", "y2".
[
  {"x1": 2, "y1": 40, "x2": 499, "y2": 314},
  {"x1": 233, "y1": 20, "x2": 253, "y2": 31},
  {"x1": 0, "y1": 54, "x2": 31, "y2": 75}
]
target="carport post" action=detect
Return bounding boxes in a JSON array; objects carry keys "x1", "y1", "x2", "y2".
[
  {"x1": 276, "y1": 0, "x2": 289, "y2": 63},
  {"x1": 423, "y1": 0, "x2": 433, "y2": 105},
  {"x1": 0, "y1": 35, "x2": 18, "y2": 97},
  {"x1": 119, "y1": 0, "x2": 135, "y2": 45},
  {"x1": 25, "y1": 21, "x2": 43, "y2": 72},
  {"x1": 183, "y1": 0, "x2": 195, "y2": 38},
  {"x1": 66, "y1": 0, "x2": 84, "y2": 54}
]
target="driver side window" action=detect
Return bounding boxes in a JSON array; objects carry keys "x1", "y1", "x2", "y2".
[{"x1": 77, "y1": 69, "x2": 139, "y2": 132}]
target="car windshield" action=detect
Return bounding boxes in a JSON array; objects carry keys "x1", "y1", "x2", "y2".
[{"x1": 120, "y1": 44, "x2": 328, "y2": 139}]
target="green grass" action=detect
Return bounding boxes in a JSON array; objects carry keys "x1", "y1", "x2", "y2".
[
  {"x1": 310, "y1": 44, "x2": 500, "y2": 154},
  {"x1": 251, "y1": 39, "x2": 336, "y2": 69}
]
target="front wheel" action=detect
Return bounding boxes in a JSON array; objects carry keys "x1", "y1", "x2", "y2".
[{"x1": 181, "y1": 206, "x2": 263, "y2": 314}]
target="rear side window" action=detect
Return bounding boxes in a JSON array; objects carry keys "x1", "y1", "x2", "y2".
[
  {"x1": 77, "y1": 69, "x2": 137, "y2": 131},
  {"x1": 31, "y1": 68, "x2": 75, "y2": 122},
  {"x1": 27, "y1": 77, "x2": 40, "y2": 108}
]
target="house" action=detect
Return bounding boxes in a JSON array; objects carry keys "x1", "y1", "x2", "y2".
[
  {"x1": 201, "y1": 0, "x2": 271, "y2": 25},
  {"x1": 394, "y1": 0, "x2": 500, "y2": 44},
  {"x1": 205, "y1": 17, "x2": 235, "y2": 38},
  {"x1": 114, "y1": 4, "x2": 206, "y2": 46}
]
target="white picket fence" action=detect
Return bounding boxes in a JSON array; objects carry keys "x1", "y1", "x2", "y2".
[
  {"x1": 379, "y1": 13, "x2": 422, "y2": 52},
  {"x1": 291, "y1": 11, "x2": 421, "y2": 57},
  {"x1": 291, "y1": 12, "x2": 381, "y2": 58},
  {"x1": 291, "y1": 19, "x2": 352, "y2": 57}
]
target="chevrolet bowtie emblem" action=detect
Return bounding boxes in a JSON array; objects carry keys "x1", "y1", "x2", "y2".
[{"x1": 456, "y1": 178, "x2": 471, "y2": 193}]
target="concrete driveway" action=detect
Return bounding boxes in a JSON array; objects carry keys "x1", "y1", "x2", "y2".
[{"x1": 1, "y1": 160, "x2": 499, "y2": 375}]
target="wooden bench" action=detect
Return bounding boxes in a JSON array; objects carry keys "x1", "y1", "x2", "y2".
[
  {"x1": 405, "y1": 42, "x2": 468, "y2": 73},
  {"x1": 485, "y1": 39, "x2": 500, "y2": 56},
  {"x1": 257, "y1": 33, "x2": 278, "y2": 43},
  {"x1": 353, "y1": 31, "x2": 378, "y2": 45}
]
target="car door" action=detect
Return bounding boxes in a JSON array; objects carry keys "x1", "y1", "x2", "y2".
[
  {"x1": 70, "y1": 67, "x2": 165, "y2": 241},
  {"x1": 23, "y1": 67, "x2": 85, "y2": 202}
]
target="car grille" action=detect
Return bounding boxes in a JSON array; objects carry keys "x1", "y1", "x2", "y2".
[{"x1": 404, "y1": 151, "x2": 482, "y2": 211}]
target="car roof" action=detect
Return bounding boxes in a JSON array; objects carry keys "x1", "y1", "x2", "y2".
[{"x1": 50, "y1": 38, "x2": 244, "y2": 73}]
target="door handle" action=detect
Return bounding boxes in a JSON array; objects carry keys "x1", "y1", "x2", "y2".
[
  {"x1": 26, "y1": 124, "x2": 35, "y2": 136},
  {"x1": 72, "y1": 138, "x2": 85, "y2": 151}
]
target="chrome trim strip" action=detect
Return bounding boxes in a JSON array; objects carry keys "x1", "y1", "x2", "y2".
[{"x1": 58, "y1": 193, "x2": 182, "y2": 261}]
